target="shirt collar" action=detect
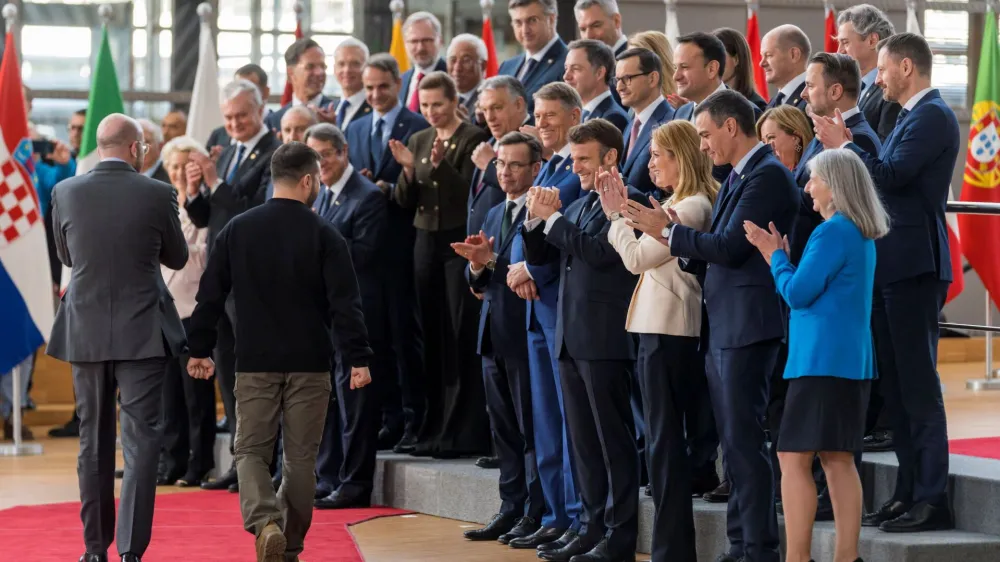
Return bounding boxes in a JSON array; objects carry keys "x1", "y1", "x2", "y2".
[
  {"x1": 143, "y1": 159, "x2": 162, "y2": 177},
  {"x1": 341, "y1": 90, "x2": 366, "y2": 109},
  {"x1": 635, "y1": 96, "x2": 666, "y2": 126},
  {"x1": 612, "y1": 35, "x2": 628, "y2": 54},
  {"x1": 903, "y1": 87, "x2": 935, "y2": 111},
  {"x1": 583, "y1": 90, "x2": 612, "y2": 113},
  {"x1": 507, "y1": 191, "x2": 529, "y2": 218},
  {"x1": 840, "y1": 106, "x2": 862, "y2": 122},
  {"x1": 553, "y1": 144, "x2": 572, "y2": 160},
  {"x1": 694, "y1": 81, "x2": 727, "y2": 106},
  {"x1": 372, "y1": 103, "x2": 403, "y2": 130},
  {"x1": 236, "y1": 125, "x2": 269, "y2": 155},
  {"x1": 293, "y1": 92, "x2": 324, "y2": 107},
  {"x1": 861, "y1": 68, "x2": 878, "y2": 91},
  {"x1": 734, "y1": 141, "x2": 766, "y2": 174},
  {"x1": 528, "y1": 35, "x2": 560, "y2": 61},
  {"x1": 327, "y1": 163, "x2": 355, "y2": 199},
  {"x1": 779, "y1": 71, "x2": 807, "y2": 99},
  {"x1": 414, "y1": 58, "x2": 443, "y2": 76}
]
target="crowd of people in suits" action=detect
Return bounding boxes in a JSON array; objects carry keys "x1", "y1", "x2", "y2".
[{"x1": 41, "y1": 0, "x2": 965, "y2": 561}]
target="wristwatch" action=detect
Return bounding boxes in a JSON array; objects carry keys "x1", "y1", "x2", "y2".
[
  {"x1": 660, "y1": 224, "x2": 672, "y2": 239},
  {"x1": 608, "y1": 211, "x2": 623, "y2": 221},
  {"x1": 485, "y1": 254, "x2": 497, "y2": 270}
]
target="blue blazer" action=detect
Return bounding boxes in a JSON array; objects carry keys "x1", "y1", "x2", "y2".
[
  {"x1": 468, "y1": 201, "x2": 529, "y2": 360},
  {"x1": 521, "y1": 190, "x2": 645, "y2": 361},
  {"x1": 265, "y1": 95, "x2": 337, "y2": 131},
  {"x1": 467, "y1": 138, "x2": 505, "y2": 236},
  {"x1": 773, "y1": 212, "x2": 876, "y2": 381},
  {"x1": 344, "y1": 107, "x2": 429, "y2": 185},
  {"x1": 398, "y1": 58, "x2": 448, "y2": 106},
  {"x1": 498, "y1": 38, "x2": 570, "y2": 108},
  {"x1": 621, "y1": 100, "x2": 674, "y2": 195},
  {"x1": 846, "y1": 90, "x2": 959, "y2": 286},
  {"x1": 669, "y1": 145, "x2": 798, "y2": 349},
  {"x1": 790, "y1": 111, "x2": 882, "y2": 264},
  {"x1": 587, "y1": 94, "x2": 630, "y2": 134}
]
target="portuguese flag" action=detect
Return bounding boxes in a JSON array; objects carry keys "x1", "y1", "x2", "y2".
[{"x1": 957, "y1": 9, "x2": 1000, "y2": 306}]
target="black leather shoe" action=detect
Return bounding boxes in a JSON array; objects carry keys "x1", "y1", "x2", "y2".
[
  {"x1": 215, "y1": 416, "x2": 229, "y2": 433},
  {"x1": 713, "y1": 553, "x2": 743, "y2": 562},
  {"x1": 121, "y1": 554, "x2": 141, "y2": 562},
  {"x1": 475, "y1": 456, "x2": 500, "y2": 469},
  {"x1": 538, "y1": 534, "x2": 599, "y2": 561},
  {"x1": 879, "y1": 501, "x2": 953, "y2": 533},
  {"x1": 314, "y1": 484, "x2": 334, "y2": 500},
  {"x1": 315, "y1": 490, "x2": 371, "y2": 509},
  {"x1": 114, "y1": 469, "x2": 124, "y2": 479},
  {"x1": 392, "y1": 432, "x2": 418, "y2": 454},
  {"x1": 271, "y1": 476, "x2": 282, "y2": 491},
  {"x1": 862, "y1": 500, "x2": 910, "y2": 527},
  {"x1": 568, "y1": 538, "x2": 635, "y2": 562},
  {"x1": 692, "y1": 469, "x2": 721, "y2": 497},
  {"x1": 703, "y1": 480, "x2": 730, "y2": 503},
  {"x1": 508, "y1": 526, "x2": 564, "y2": 549},
  {"x1": 228, "y1": 481, "x2": 239, "y2": 493},
  {"x1": 201, "y1": 469, "x2": 237, "y2": 491},
  {"x1": 79, "y1": 554, "x2": 107, "y2": 562},
  {"x1": 537, "y1": 529, "x2": 578, "y2": 552},
  {"x1": 464, "y1": 512, "x2": 518, "y2": 541},
  {"x1": 498, "y1": 516, "x2": 538, "y2": 544},
  {"x1": 863, "y1": 430, "x2": 894, "y2": 452},
  {"x1": 377, "y1": 426, "x2": 402, "y2": 451},
  {"x1": 644, "y1": 483, "x2": 651, "y2": 497},
  {"x1": 49, "y1": 418, "x2": 80, "y2": 438}
]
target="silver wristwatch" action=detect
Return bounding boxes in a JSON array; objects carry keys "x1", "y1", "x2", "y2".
[{"x1": 608, "y1": 211, "x2": 623, "y2": 221}]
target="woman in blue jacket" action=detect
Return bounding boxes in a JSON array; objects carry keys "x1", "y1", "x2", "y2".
[{"x1": 744, "y1": 148, "x2": 889, "y2": 562}]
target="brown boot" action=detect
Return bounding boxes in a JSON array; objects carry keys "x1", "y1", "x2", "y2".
[
  {"x1": 2, "y1": 419, "x2": 34, "y2": 441},
  {"x1": 255, "y1": 522, "x2": 286, "y2": 562}
]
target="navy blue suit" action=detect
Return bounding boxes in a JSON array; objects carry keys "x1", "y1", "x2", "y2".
[
  {"x1": 345, "y1": 107, "x2": 430, "y2": 437},
  {"x1": 467, "y1": 138, "x2": 505, "y2": 237},
  {"x1": 621, "y1": 100, "x2": 675, "y2": 196},
  {"x1": 585, "y1": 94, "x2": 630, "y2": 134},
  {"x1": 508, "y1": 161, "x2": 583, "y2": 530},
  {"x1": 398, "y1": 58, "x2": 448, "y2": 108},
  {"x1": 498, "y1": 38, "x2": 570, "y2": 110},
  {"x1": 790, "y1": 111, "x2": 882, "y2": 264},
  {"x1": 522, "y1": 189, "x2": 645, "y2": 556},
  {"x1": 674, "y1": 91, "x2": 764, "y2": 183},
  {"x1": 669, "y1": 145, "x2": 797, "y2": 562},
  {"x1": 265, "y1": 95, "x2": 337, "y2": 132},
  {"x1": 848, "y1": 90, "x2": 958, "y2": 507},
  {"x1": 311, "y1": 171, "x2": 387, "y2": 500},
  {"x1": 467, "y1": 201, "x2": 544, "y2": 521},
  {"x1": 766, "y1": 81, "x2": 808, "y2": 112}
]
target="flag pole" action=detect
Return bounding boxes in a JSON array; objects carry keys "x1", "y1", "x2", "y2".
[{"x1": 0, "y1": 2, "x2": 43, "y2": 458}]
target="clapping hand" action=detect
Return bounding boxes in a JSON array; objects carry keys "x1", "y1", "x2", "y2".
[
  {"x1": 430, "y1": 137, "x2": 448, "y2": 168},
  {"x1": 810, "y1": 108, "x2": 853, "y2": 149},
  {"x1": 184, "y1": 161, "x2": 204, "y2": 196},
  {"x1": 312, "y1": 102, "x2": 338, "y2": 125},
  {"x1": 189, "y1": 151, "x2": 219, "y2": 186},
  {"x1": 387, "y1": 139, "x2": 414, "y2": 169},
  {"x1": 209, "y1": 145, "x2": 224, "y2": 163},
  {"x1": 596, "y1": 166, "x2": 628, "y2": 217},
  {"x1": 666, "y1": 93, "x2": 691, "y2": 109},
  {"x1": 450, "y1": 230, "x2": 494, "y2": 269},
  {"x1": 623, "y1": 196, "x2": 675, "y2": 245},
  {"x1": 526, "y1": 186, "x2": 561, "y2": 220},
  {"x1": 471, "y1": 141, "x2": 497, "y2": 171},
  {"x1": 187, "y1": 357, "x2": 215, "y2": 380},
  {"x1": 350, "y1": 367, "x2": 372, "y2": 390},
  {"x1": 743, "y1": 220, "x2": 789, "y2": 265}
]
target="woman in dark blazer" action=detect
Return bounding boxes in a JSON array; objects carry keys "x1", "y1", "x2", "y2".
[
  {"x1": 744, "y1": 149, "x2": 889, "y2": 562},
  {"x1": 389, "y1": 71, "x2": 491, "y2": 457},
  {"x1": 713, "y1": 27, "x2": 769, "y2": 112}
]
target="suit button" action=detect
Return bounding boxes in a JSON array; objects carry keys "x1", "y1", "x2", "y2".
[
  {"x1": 434, "y1": 205, "x2": 439, "y2": 210},
  {"x1": 432, "y1": 181, "x2": 438, "y2": 187},
  {"x1": 419, "y1": 205, "x2": 424, "y2": 212},
  {"x1": 566, "y1": 266, "x2": 571, "y2": 271}
]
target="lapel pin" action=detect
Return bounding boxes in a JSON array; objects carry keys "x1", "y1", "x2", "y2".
[
  {"x1": 451, "y1": 143, "x2": 457, "y2": 149},
  {"x1": 421, "y1": 157, "x2": 428, "y2": 164},
  {"x1": 740, "y1": 175, "x2": 745, "y2": 180},
  {"x1": 249, "y1": 153, "x2": 257, "y2": 160},
  {"x1": 547, "y1": 59, "x2": 553, "y2": 64},
  {"x1": 335, "y1": 200, "x2": 341, "y2": 206},
  {"x1": 565, "y1": 165, "x2": 571, "y2": 171}
]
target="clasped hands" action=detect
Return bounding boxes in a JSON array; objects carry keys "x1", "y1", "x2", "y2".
[
  {"x1": 183, "y1": 151, "x2": 221, "y2": 196},
  {"x1": 743, "y1": 220, "x2": 789, "y2": 265}
]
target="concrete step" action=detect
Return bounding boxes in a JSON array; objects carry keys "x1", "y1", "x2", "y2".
[{"x1": 371, "y1": 454, "x2": 1000, "y2": 562}]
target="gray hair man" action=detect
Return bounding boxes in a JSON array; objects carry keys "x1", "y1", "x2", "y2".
[
  {"x1": 333, "y1": 37, "x2": 372, "y2": 129},
  {"x1": 447, "y1": 34, "x2": 488, "y2": 124},
  {"x1": 836, "y1": 3, "x2": 900, "y2": 140},
  {"x1": 136, "y1": 118, "x2": 168, "y2": 181},
  {"x1": 574, "y1": 0, "x2": 626, "y2": 56},
  {"x1": 400, "y1": 11, "x2": 447, "y2": 112}
]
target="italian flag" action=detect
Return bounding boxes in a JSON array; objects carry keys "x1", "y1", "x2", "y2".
[{"x1": 60, "y1": 24, "x2": 125, "y2": 294}]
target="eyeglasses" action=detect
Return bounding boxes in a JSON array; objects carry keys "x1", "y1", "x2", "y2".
[
  {"x1": 133, "y1": 141, "x2": 150, "y2": 154},
  {"x1": 615, "y1": 72, "x2": 652, "y2": 87},
  {"x1": 495, "y1": 160, "x2": 532, "y2": 173}
]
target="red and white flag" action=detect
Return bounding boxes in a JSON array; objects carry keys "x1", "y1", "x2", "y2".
[{"x1": 746, "y1": 2, "x2": 769, "y2": 102}]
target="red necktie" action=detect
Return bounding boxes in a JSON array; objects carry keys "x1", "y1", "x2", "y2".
[
  {"x1": 407, "y1": 72, "x2": 425, "y2": 112},
  {"x1": 627, "y1": 118, "x2": 641, "y2": 159}
]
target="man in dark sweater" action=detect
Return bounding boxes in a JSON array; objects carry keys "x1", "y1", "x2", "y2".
[{"x1": 186, "y1": 142, "x2": 373, "y2": 562}]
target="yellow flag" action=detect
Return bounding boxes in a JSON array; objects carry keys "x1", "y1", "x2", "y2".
[{"x1": 390, "y1": 16, "x2": 410, "y2": 74}]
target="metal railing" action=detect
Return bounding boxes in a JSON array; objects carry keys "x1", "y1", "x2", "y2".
[{"x1": 941, "y1": 202, "x2": 1000, "y2": 391}]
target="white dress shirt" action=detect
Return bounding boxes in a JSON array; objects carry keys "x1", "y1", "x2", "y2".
[
  {"x1": 327, "y1": 163, "x2": 355, "y2": 202},
  {"x1": 519, "y1": 35, "x2": 561, "y2": 80},
  {"x1": 405, "y1": 58, "x2": 445, "y2": 108},
  {"x1": 778, "y1": 72, "x2": 808, "y2": 101},
  {"x1": 583, "y1": 90, "x2": 613, "y2": 115},
  {"x1": 293, "y1": 92, "x2": 326, "y2": 108},
  {"x1": 470, "y1": 191, "x2": 529, "y2": 276},
  {"x1": 212, "y1": 124, "x2": 269, "y2": 193},
  {"x1": 162, "y1": 203, "x2": 209, "y2": 319},
  {"x1": 338, "y1": 90, "x2": 368, "y2": 129},
  {"x1": 633, "y1": 96, "x2": 667, "y2": 140}
]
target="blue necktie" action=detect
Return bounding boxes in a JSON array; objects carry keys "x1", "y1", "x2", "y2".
[
  {"x1": 371, "y1": 118, "x2": 385, "y2": 171},
  {"x1": 896, "y1": 108, "x2": 910, "y2": 125},
  {"x1": 336, "y1": 100, "x2": 350, "y2": 129},
  {"x1": 227, "y1": 144, "x2": 246, "y2": 184},
  {"x1": 538, "y1": 155, "x2": 563, "y2": 185},
  {"x1": 581, "y1": 109, "x2": 592, "y2": 122}
]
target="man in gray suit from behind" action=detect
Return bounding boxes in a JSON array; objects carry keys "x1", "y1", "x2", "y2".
[{"x1": 47, "y1": 113, "x2": 189, "y2": 562}]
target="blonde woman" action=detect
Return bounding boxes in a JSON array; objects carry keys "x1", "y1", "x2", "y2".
[
  {"x1": 159, "y1": 135, "x2": 215, "y2": 487},
  {"x1": 757, "y1": 105, "x2": 814, "y2": 171},
  {"x1": 628, "y1": 30, "x2": 677, "y2": 98},
  {"x1": 597, "y1": 120, "x2": 717, "y2": 562}
]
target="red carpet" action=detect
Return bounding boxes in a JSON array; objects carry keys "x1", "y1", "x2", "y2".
[
  {"x1": 950, "y1": 436, "x2": 1000, "y2": 461},
  {"x1": 0, "y1": 492, "x2": 408, "y2": 561}
]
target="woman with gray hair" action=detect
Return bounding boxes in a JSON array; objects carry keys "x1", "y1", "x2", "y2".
[
  {"x1": 158, "y1": 135, "x2": 216, "y2": 488},
  {"x1": 744, "y1": 148, "x2": 888, "y2": 562}
]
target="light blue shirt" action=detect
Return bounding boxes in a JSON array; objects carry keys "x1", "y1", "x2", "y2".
[
  {"x1": 860, "y1": 67, "x2": 878, "y2": 94},
  {"x1": 371, "y1": 103, "x2": 403, "y2": 147},
  {"x1": 734, "y1": 142, "x2": 766, "y2": 175}
]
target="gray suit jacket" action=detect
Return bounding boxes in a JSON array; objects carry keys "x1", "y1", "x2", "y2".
[{"x1": 48, "y1": 160, "x2": 189, "y2": 362}]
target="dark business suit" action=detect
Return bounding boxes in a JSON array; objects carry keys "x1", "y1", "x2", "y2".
[
  {"x1": 48, "y1": 160, "x2": 188, "y2": 558},
  {"x1": 345, "y1": 107, "x2": 429, "y2": 439},
  {"x1": 468, "y1": 200, "x2": 543, "y2": 521},
  {"x1": 522, "y1": 189, "x2": 645, "y2": 556},
  {"x1": 674, "y1": 90, "x2": 763, "y2": 183},
  {"x1": 745, "y1": 90, "x2": 768, "y2": 113},
  {"x1": 467, "y1": 137, "x2": 505, "y2": 237},
  {"x1": 394, "y1": 121, "x2": 492, "y2": 455},
  {"x1": 206, "y1": 126, "x2": 231, "y2": 152},
  {"x1": 147, "y1": 160, "x2": 170, "y2": 184},
  {"x1": 669, "y1": 145, "x2": 797, "y2": 562},
  {"x1": 498, "y1": 38, "x2": 570, "y2": 109},
  {"x1": 847, "y1": 90, "x2": 959, "y2": 508},
  {"x1": 766, "y1": 81, "x2": 808, "y2": 112},
  {"x1": 621, "y1": 100, "x2": 674, "y2": 196},
  {"x1": 584, "y1": 94, "x2": 630, "y2": 134},
  {"x1": 185, "y1": 128, "x2": 281, "y2": 456},
  {"x1": 312, "y1": 170, "x2": 388, "y2": 502},
  {"x1": 859, "y1": 81, "x2": 902, "y2": 143},
  {"x1": 338, "y1": 98, "x2": 372, "y2": 130},
  {"x1": 510, "y1": 157, "x2": 584, "y2": 530},
  {"x1": 399, "y1": 58, "x2": 448, "y2": 109},
  {"x1": 265, "y1": 95, "x2": 337, "y2": 132}
]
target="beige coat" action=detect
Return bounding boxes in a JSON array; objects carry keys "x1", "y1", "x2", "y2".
[
  {"x1": 161, "y1": 204, "x2": 208, "y2": 319},
  {"x1": 607, "y1": 193, "x2": 713, "y2": 336}
]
